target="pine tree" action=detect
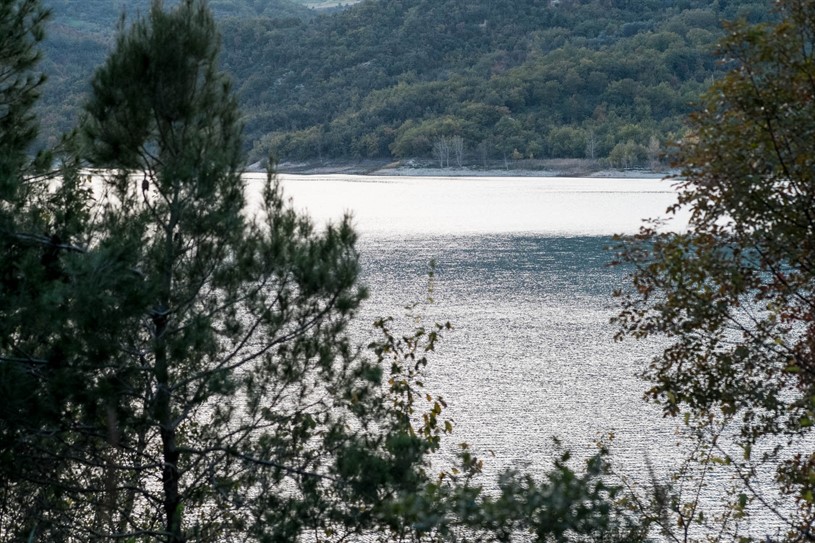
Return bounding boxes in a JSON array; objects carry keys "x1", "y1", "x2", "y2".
[
  {"x1": 0, "y1": 0, "x2": 47, "y2": 201},
  {"x1": 0, "y1": 1, "x2": 74, "y2": 539},
  {"x1": 1, "y1": 1, "x2": 645, "y2": 541},
  {"x1": 76, "y1": 1, "x2": 391, "y2": 540}
]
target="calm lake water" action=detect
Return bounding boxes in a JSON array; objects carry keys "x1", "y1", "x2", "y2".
[
  {"x1": 246, "y1": 173, "x2": 691, "y2": 477},
  {"x1": 245, "y1": 173, "x2": 785, "y2": 537}
]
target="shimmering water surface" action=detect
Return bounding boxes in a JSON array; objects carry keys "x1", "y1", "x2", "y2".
[{"x1": 249, "y1": 174, "x2": 691, "y2": 478}]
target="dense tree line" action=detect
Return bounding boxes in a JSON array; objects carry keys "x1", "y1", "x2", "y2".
[
  {"x1": 219, "y1": 0, "x2": 769, "y2": 164},
  {"x1": 34, "y1": 0, "x2": 771, "y2": 166}
]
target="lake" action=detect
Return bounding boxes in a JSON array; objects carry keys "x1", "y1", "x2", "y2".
[
  {"x1": 245, "y1": 173, "x2": 791, "y2": 537},
  {"x1": 245, "y1": 174, "x2": 691, "y2": 477}
]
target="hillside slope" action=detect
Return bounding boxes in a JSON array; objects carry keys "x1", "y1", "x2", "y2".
[
  {"x1": 36, "y1": 0, "x2": 313, "y2": 145},
  {"x1": 35, "y1": 0, "x2": 770, "y2": 166},
  {"x1": 218, "y1": 0, "x2": 769, "y2": 164}
]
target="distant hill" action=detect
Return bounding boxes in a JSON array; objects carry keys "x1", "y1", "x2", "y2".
[
  {"x1": 35, "y1": 0, "x2": 771, "y2": 166},
  {"x1": 218, "y1": 0, "x2": 770, "y2": 165},
  {"x1": 36, "y1": 0, "x2": 313, "y2": 146}
]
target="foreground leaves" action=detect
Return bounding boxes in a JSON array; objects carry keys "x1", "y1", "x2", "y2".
[{"x1": 615, "y1": 1, "x2": 815, "y2": 539}]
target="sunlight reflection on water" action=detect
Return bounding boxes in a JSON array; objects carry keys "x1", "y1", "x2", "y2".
[
  {"x1": 246, "y1": 173, "x2": 690, "y2": 236},
  {"x1": 248, "y1": 174, "x2": 783, "y2": 536},
  {"x1": 255, "y1": 175, "x2": 690, "y2": 476},
  {"x1": 355, "y1": 235, "x2": 681, "y2": 479}
]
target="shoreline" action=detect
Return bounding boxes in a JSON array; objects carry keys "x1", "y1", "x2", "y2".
[
  {"x1": 367, "y1": 166, "x2": 671, "y2": 179},
  {"x1": 256, "y1": 158, "x2": 674, "y2": 179}
]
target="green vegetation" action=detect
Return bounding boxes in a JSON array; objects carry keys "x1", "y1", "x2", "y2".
[
  {"x1": 8, "y1": 0, "x2": 815, "y2": 537},
  {"x1": 1, "y1": 0, "x2": 642, "y2": 540},
  {"x1": 34, "y1": 0, "x2": 314, "y2": 148},
  {"x1": 36, "y1": 0, "x2": 772, "y2": 167},
  {"x1": 615, "y1": 0, "x2": 815, "y2": 538},
  {"x1": 0, "y1": 0, "x2": 49, "y2": 192},
  {"x1": 220, "y1": 0, "x2": 769, "y2": 164}
]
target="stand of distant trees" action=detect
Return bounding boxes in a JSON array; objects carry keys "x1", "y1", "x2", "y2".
[{"x1": 34, "y1": 0, "x2": 769, "y2": 166}]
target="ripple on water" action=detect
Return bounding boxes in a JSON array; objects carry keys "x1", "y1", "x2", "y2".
[{"x1": 354, "y1": 235, "x2": 680, "y2": 477}]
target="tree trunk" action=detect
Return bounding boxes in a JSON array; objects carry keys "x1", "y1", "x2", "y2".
[{"x1": 154, "y1": 309, "x2": 184, "y2": 543}]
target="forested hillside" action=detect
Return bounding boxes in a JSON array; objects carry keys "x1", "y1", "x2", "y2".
[
  {"x1": 220, "y1": 0, "x2": 769, "y2": 165},
  {"x1": 36, "y1": 0, "x2": 314, "y2": 145},
  {"x1": 37, "y1": 0, "x2": 770, "y2": 165}
]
